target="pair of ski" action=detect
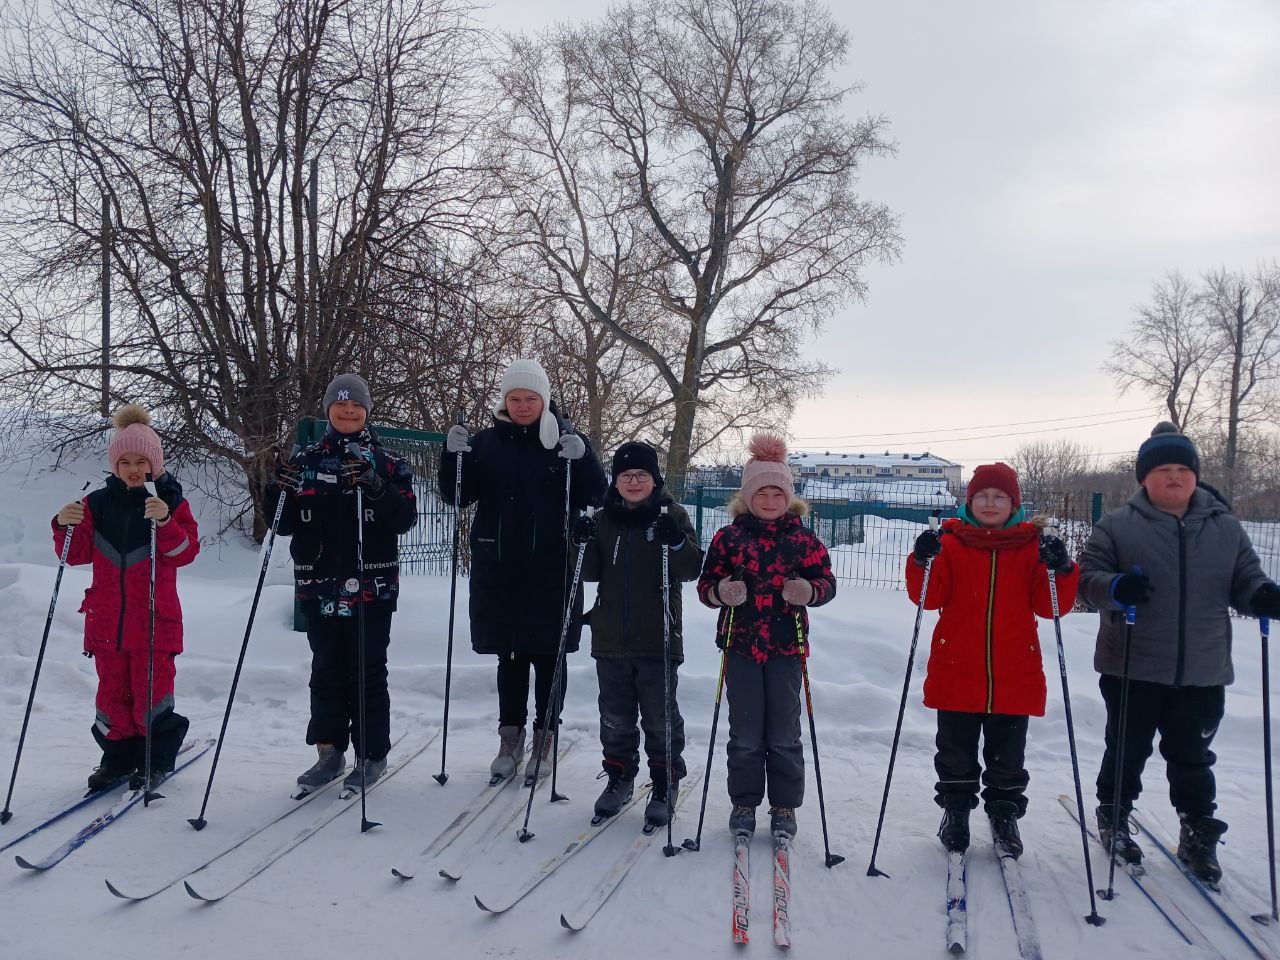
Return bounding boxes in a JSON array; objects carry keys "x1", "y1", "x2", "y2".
[
  {"x1": 392, "y1": 740, "x2": 576, "y2": 881},
  {"x1": 1059, "y1": 796, "x2": 1279, "y2": 959},
  {"x1": 944, "y1": 821, "x2": 1040, "y2": 958},
  {"x1": 465, "y1": 774, "x2": 700, "y2": 924},
  {"x1": 731, "y1": 824, "x2": 794, "y2": 948},
  {"x1": 10, "y1": 738, "x2": 216, "y2": 871},
  {"x1": 103, "y1": 732, "x2": 436, "y2": 902}
]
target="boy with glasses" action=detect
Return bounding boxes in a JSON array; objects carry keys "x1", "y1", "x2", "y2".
[{"x1": 577, "y1": 441, "x2": 702, "y2": 826}]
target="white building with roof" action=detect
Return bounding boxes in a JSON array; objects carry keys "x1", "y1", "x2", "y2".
[{"x1": 788, "y1": 450, "x2": 962, "y2": 492}]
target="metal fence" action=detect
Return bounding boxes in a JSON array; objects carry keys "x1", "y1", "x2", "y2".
[{"x1": 288, "y1": 424, "x2": 1280, "y2": 594}]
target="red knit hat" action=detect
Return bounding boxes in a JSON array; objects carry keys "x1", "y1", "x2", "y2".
[{"x1": 966, "y1": 462, "x2": 1020, "y2": 508}]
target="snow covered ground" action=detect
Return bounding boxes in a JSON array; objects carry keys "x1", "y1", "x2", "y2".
[{"x1": 1, "y1": 444, "x2": 1279, "y2": 959}]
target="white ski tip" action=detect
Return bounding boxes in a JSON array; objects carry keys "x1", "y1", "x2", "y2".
[
  {"x1": 475, "y1": 895, "x2": 495, "y2": 912},
  {"x1": 104, "y1": 878, "x2": 129, "y2": 898},
  {"x1": 561, "y1": 914, "x2": 581, "y2": 932},
  {"x1": 15, "y1": 855, "x2": 43, "y2": 870},
  {"x1": 438, "y1": 867, "x2": 461, "y2": 882},
  {"x1": 391, "y1": 867, "x2": 414, "y2": 881}
]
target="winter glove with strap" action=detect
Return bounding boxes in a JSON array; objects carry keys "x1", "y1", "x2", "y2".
[
  {"x1": 782, "y1": 578, "x2": 814, "y2": 606},
  {"x1": 1038, "y1": 535, "x2": 1074, "y2": 574},
  {"x1": 912, "y1": 529, "x2": 942, "y2": 567},
  {"x1": 1111, "y1": 570, "x2": 1153, "y2": 607},
  {"x1": 1251, "y1": 582, "x2": 1280, "y2": 619}
]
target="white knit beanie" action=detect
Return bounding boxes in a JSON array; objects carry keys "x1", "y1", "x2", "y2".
[{"x1": 496, "y1": 358, "x2": 560, "y2": 450}]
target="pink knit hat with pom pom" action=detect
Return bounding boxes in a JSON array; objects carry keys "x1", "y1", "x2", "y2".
[
  {"x1": 106, "y1": 404, "x2": 165, "y2": 477},
  {"x1": 740, "y1": 433, "x2": 794, "y2": 504}
]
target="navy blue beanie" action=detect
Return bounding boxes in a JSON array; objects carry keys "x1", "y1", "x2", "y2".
[
  {"x1": 612, "y1": 441, "x2": 664, "y2": 488},
  {"x1": 1135, "y1": 422, "x2": 1200, "y2": 483}
]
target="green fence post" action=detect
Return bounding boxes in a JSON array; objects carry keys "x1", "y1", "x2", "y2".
[
  {"x1": 695, "y1": 485, "x2": 704, "y2": 545},
  {"x1": 1092, "y1": 491, "x2": 1103, "y2": 524}
]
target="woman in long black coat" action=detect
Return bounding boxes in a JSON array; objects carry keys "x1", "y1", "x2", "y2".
[{"x1": 439, "y1": 359, "x2": 606, "y2": 779}]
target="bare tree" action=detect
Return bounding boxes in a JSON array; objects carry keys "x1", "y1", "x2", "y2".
[
  {"x1": 1105, "y1": 271, "x2": 1218, "y2": 431},
  {"x1": 1010, "y1": 438, "x2": 1097, "y2": 509},
  {"x1": 0, "y1": 0, "x2": 491, "y2": 536},
  {"x1": 1198, "y1": 264, "x2": 1280, "y2": 499},
  {"x1": 493, "y1": 0, "x2": 899, "y2": 488}
]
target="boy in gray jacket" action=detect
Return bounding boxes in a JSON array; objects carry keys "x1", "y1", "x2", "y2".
[{"x1": 1079, "y1": 422, "x2": 1280, "y2": 884}]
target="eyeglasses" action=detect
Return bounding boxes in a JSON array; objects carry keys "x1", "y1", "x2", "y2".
[
  {"x1": 617, "y1": 471, "x2": 652, "y2": 484},
  {"x1": 971, "y1": 493, "x2": 1012, "y2": 506}
]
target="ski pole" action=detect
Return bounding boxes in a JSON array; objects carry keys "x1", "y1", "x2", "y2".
[
  {"x1": 1044, "y1": 526, "x2": 1104, "y2": 926},
  {"x1": 189, "y1": 449, "x2": 299, "y2": 830},
  {"x1": 1100, "y1": 600, "x2": 1138, "y2": 902},
  {"x1": 659, "y1": 505, "x2": 679, "y2": 857},
  {"x1": 682, "y1": 564, "x2": 746, "y2": 853},
  {"x1": 517, "y1": 531, "x2": 589, "y2": 842},
  {"x1": 142, "y1": 475, "x2": 161, "y2": 806},
  {"x1": 867, "y1": 512, "x2": 940, "y2": 878},
  {"x1": 796, "y1": 612, "x2": 844, "y2": 868},
  {"x1": 1, "y1": 483, "x2": 89, "y2": 825},
  {"x1": 434, "y1": 412, "x2": 466, "y2": 787},
  {"x1": 1254, "y1": 616, "x2": 1278, "y2": 925},
  {"x1": 348, "y1": 442, "x2": 380, "y2": 833},
  {"x1": 548, "y1": 415, "x2": 576, "y2": 801}
]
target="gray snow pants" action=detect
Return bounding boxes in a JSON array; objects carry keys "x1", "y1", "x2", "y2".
[{"x1": 724, "y1": 653, "x2": 804, "y2": 809}]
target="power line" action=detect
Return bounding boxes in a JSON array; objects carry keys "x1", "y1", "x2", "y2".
[{"x1": 793, "y1": 406, "x2": 1154, "y2": 442}]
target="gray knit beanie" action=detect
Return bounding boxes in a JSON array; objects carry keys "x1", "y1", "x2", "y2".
[{"x1": 323, "y1": 373, "x2": 373, "y2": 414}]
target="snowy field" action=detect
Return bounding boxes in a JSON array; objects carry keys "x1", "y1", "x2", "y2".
[{"x1": 2, "y1": 446, "x2": 1279, "y2": 959}]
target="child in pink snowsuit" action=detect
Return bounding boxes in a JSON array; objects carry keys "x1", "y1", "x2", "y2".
[{"x1": 53, "y1": 405, "x2": 199, "y2": 791}]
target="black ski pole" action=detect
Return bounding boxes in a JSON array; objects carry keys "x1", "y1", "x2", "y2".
[
  {"x1": 547, "y1": 415, "x2": 576, "y2": 802},
  {"x1": 1253, "y1": 616, "x2": 1278, "y2": 925},
  {"x1": 868, "y1": 512, "x2": 940, "y2": 878},
  {"x1": 434, "y1": 413, "x2": 466, "y2": 787},
  {"x1": 142, "y1": 475, "x2": 162, "y2": 806},
  {"x1": 682, "y1": 564, "x2": 745, "y2": 853},
  {"x1": 190, "y1": 450, "x2": 299, "y2": 830},
  {"x1": 659, "y1": 506, "x2": 679, "y2": 857},
  {"x1": 349, "y1": 443, "x2": 380, "y2": 833},
  {"x1": 1, "y1": 484, "x2": 88, "y2": 825},
  {"x1": 1044, "y1": 525, "x2": 1104, "y2": 925},
  {"x1": 795, "y1": 612, "x2": 844, "y2": 868},
  {"x1": 517, "y1": 532, "x2": 589, "y2": 842},
  {"x1": 1100, "y1": 602, "x2": 1137, "y2": 901}
]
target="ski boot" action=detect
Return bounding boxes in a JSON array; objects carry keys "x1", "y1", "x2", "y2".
[
  {"x1": 769, "y1": 806, "x2": 797, "y2": 840},
  {"x1": 1096, "y1": 804, "x2": 1142, "y2": 864},
  {"x1": 87, "y1": 754, "x2": 135, "y2": 793},
  {"x1": 296, "y1": 744, "x2": 346, "y2": 794},
  {"x1": 1177, "y1": 816, "x2": 1227, "y2": 886},
  {"x1": 988, "y1": 800, "x2": 1023, "y2": 859},
  {"x1": 729, "y1": 805, "x2": 757, "y2": 838},
  {"x1": 594, "y1": 770, "x2": 635, "y2": 821},
  {"x1": 490, "y1": 725, "x2": 525, "y2": 781},
  {"x1": 938, "y1": 806, "x2": 971, "y2": 853},
  {"x1": 644, "y1": 775, "x2": 676, "y2": 831},
  {"x1": 522, "y1": 727, "x2": 554, "y2": 783},
  {"x1": 342, "y1": 756, "x2": 388, "y2": 793}
]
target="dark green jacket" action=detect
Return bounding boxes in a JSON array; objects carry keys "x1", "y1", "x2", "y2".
[{"x1": 581, "y1": 489, "x2": 703, "y2": 661}]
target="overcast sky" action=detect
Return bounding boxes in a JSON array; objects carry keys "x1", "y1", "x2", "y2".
[{"x1": 482, "y1": 0, "x2": 1280, "y2": 468}]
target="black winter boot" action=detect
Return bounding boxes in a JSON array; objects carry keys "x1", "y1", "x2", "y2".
[
  {"x1": 1096, "y1": 805, "x2": 1142, "y2": 865},
  {"x1": 938, "y1": 807, "x2": 971, "y2": 853},
  {"x1": 729, "y1": 805, "x2": 757, "y2": 838},
  {"x1": 87, "y1": 752, "x2": 135, "y2": 793},
  {"x1": 988, "y1": 800, "x2": 1023, "y2": 859},
  {"x1": 644, "y1": 772, "x2": 675, "y2": 829},
  {"x1": 593, "y1": 772, "x2": 635, "y2": 820},
  {"x1": 1177, "y1": 816, "x2": 1227, "y2": 886},
  {"x1": 769, "y1": 806, "x2": 797, "y2": 839}
]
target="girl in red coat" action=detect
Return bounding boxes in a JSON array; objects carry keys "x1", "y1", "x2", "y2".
[
  {"x1": 905, "y1": 463, "x2": 1077, "y2": 858},
  {"x1": 53, "y1": 405, "x2": 199, "y2": 792}
]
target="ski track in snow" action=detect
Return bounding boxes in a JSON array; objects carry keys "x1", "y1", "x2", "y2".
[{"x1": 0, "y1": 452, "x2": 1278, "y2": 958}]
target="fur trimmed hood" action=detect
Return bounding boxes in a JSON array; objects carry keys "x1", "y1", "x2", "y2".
[{"x1": 727, "y1": 492, "x2": 809, "y2": 519}]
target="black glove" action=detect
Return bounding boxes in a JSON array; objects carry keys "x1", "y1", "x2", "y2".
[
  {"x1": 1038, "y1": 536, "x2": 1073, "y2": 573},
  {"x1": 652, "y1": 513, "x2": 685, "y2": 548},
  {"x1": 571, "y1": 514, "x2": 596, "y2": 545},
  {"x1": 912, "y1": 529, "x2": 942, "y2": 566},
  {"x1": 340, "y1": 457, "x2": 384, "y2": 494},
  {"x1": 1251, "y1": 582, "x2": 1280, "y2": 619},
  {"x1": 1112, "y1": 570, "x2": 1154, "y2": 606}
]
